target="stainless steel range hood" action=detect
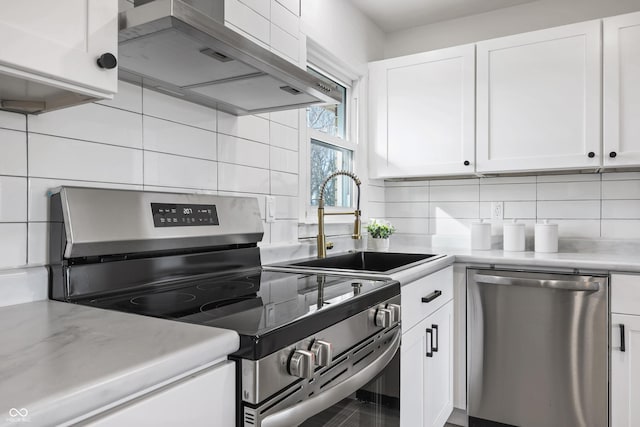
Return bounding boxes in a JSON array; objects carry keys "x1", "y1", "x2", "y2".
[{"x1": 118, "y1": 0, "x2": 342, "y2": 115}]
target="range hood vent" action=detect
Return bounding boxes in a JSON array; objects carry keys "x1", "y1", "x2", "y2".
[{"x1": 118, "y1": 0, "x2": 342, "y2": 115}]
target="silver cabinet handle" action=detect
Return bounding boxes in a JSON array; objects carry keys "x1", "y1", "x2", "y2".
[
  {"x1": 473, "y1": 274, "x2": 600, "y2": 292},
  {"x1": 261, "y1": 330, "x2": 401, "y2": 427}
]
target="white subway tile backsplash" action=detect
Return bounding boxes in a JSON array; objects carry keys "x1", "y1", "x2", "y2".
[
  {"x1": 430, "y1": 218, "x2": 472, "y2": 235},
  {"x1": 143, "y1": 89, "x2": 217, "y2": 131},
  {"x1": 0, "y1": 129, "x2": 27, "y2": 176},
  {"x1": 270, "y1": 110, "x2": 299, "y2": 129},
  {"x1": 602, "y1": 172, "x2": 640, "y2": 181},
  {"x1": 430, "y1": 178, "x2": 479, "y2": 186},
  {"x1": 537, "y1": 181, "x2": 601, "y2": 200},
  {"x1": 218, "y1": 163, "x2": 270, "y2": 194},
  {"x1": 218, "y1": 134, "x2": 269, "y2": 169},
  {"x1": 217, "y1": 191, "x2": 266, "y2": 218},
  {"x1": 602, "y1": 200, "x2": 640, "y2": 219},
  {"x1": 271, "y1": 220, "x2": 298, "y2": 243},
  {"x1": 96, "y1": 81, "x2": 142, "y2": 113},
  {"x1": 387, "y1": 202, "x2": 428, "y2": 218},
  {"x1": 0, "y1": 177, "x2": 27, "y2": 222},
  {"x1": 386, "y1": 218, "x2": 429, "y2": 234},
  {"x1": 602, "y1": 220, "x2": 640, "y2": 239},
  {"x1": 537, "y1": 200, "x2": 600, "y2": 219},
  {"x1": 144, "y1": 151, "x2": 217, "y2": 190},
  {"x1": 480, "y1": 183, "x2": 536, "y2": 201},
  {"x1": 368, "y1": 202, "x2": 386, "y2": 219},
  {"x1": 143, "y1": 186, "x2": 216, "y2": 195},
  {"x1": 0, "y1": 224, "x2": 27, "y2": 269},
  {"x1": 27, "y1": 222, "x2": 48, "y2": 265},
  {"x1": 368, "y1": 184, "x2": 385, "y2": 203},
  {"x1": 143, "y1": 116, "x2": 217, "y2": 160},
  {"x1": 270, "y1": 122, "x2": 298, "y2": 151},
  {"x1": 0, "y1": 110, "x2": 26, "y2": 131},
  {"x1": 28, "y1": 178, "x2": 142, "y2": 222},
  {"x1": 480, "y1": 176, "x2": 536, "y2": 185},
  {"x1": 275, "y1": 195, "x2": 298, "y2": 219},
  {"x1": 384, "y1": 186, "x2": 428, "y2": 202},
  {"x1": 28, "y1": 103, "x2": 143, "y2": 149},
  {"x1": 480, "y1": 201, "x2": 536, "y2": 219},
  {"x1": 0, "y1": 266, "x2": 47, "y2": 307},
  {"x1": 218, "y1": 111, "x2": 270, "y2": 144},
  {"x1": 270, "y1": 146, "x2": 298, "y2": 173},
  {"x1": 29, "y1": 134, "x2": 143, "y2": 184},
  {"x1": 602, "y1": 180, "x2": 640, "y2": 200},
  {"x1": 430, "y1": 202, "x2": 478, "y2": 219},
  {"x1": 271, "y1": 171, "x2": 298, "y2": 196},
  {"x1": 536, "y1": 173, "x2": 600, "y2": 182},
  {"x1": 552, "y1": 220, "x2": 601, "y2": 238},
  {"x1": 431, "y1": 185, "x2": 479, "y2": 202}
]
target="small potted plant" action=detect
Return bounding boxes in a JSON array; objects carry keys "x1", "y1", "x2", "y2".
[{"x1": 366, "y1": 218, "x2": 396, "y2": 252}]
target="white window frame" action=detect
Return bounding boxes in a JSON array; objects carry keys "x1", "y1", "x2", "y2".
[{"x1": 299, "y1": 41, "x2": 361, "y2": 224}]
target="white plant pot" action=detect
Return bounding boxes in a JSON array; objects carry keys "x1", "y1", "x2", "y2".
[{"x1": 368, "y1": 237, "x2": 390, "y2": 252}]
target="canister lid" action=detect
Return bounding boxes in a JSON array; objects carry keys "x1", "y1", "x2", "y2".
[{"x1": 503, "y1": 219, "x2": 524, "y2": 228}]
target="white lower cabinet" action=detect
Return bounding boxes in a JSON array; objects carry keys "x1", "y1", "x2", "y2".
[
  {"x1": 611, "y1": 314, "x2": 640, "y2": 427},
  {"x1": 612, "y1": 273, "x2": 640, "y2": 427},
  {"x1": 85, "y1": 361, "x2": 236, "y2": 426},
  {"x1": 400, "y1": 266, "x2": 454, "y2": 427}
]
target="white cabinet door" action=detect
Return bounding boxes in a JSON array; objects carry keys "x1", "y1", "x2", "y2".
[
  {"x1": 476, "y1": 21, "x2": 601, "y2": 173},
  {"x1": 423, "y1": 300, "x2": 454, "y2": 427},
  {"x1": 0, "y1": 1, "x2": 118, "y2": 100},
  {"x1": 611, "y1": 314, "x2": 640, "y2": 427},
  {"x1": 604, "y1": 11, "x2": 640, "y2": 167},
  {"x1": 369, "y1": 45, "x2": 475, "y2": 178},
  {"x1": 401, "y1": 301, "x2": 454, "y2": 427},
  {"x1": 86, "y1": 361, "x2": 236, "y2": 426}
]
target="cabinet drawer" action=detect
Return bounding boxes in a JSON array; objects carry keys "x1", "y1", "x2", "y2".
[
  {"x1": 612, "y1": 273, "x2": 640, "y2": 315},
  {"x1": 402, "y1": 266, "x2": 453, "y2": 333}
]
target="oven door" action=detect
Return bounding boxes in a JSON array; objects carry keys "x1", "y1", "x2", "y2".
[{"x1": 254, "y1": 329, "x2": 401, "y2": 427}]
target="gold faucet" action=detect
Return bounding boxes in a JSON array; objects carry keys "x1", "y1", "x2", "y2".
[{"x1": 317, "y1": 171, "x2": 362, "y2": 258}]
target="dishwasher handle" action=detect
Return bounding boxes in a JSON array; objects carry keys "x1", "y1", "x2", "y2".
[{"x1": 473, "y1": 274, "x2": 601, "y2": 292}]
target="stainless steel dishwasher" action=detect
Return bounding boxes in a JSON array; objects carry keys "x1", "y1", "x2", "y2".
[{"x1": 467, "y1": 268, "x2": 608, "y2": 427}]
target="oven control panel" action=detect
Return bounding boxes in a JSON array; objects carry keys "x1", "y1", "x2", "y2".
[{"x1": 151, "y1": 203, "x2": 219, "y2": 227}]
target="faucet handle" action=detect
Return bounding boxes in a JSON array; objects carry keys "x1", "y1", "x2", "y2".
[{"x1": 326, "y1": 241, "x2": 334, "y2": 250}]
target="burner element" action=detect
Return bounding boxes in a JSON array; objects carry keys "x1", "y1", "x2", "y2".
[{"x1": 130, "y1": 292, "x2": 196, "y2": 307}]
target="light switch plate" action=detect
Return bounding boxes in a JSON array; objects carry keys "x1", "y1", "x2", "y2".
[{"x1": 266, "y1": 196, "x2": 276, "y2": 223}]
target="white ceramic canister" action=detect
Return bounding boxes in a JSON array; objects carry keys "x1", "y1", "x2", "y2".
[
  {"x1": 503, "y1": 219, "x2": 525, "y2": 252},
  {"x1": 535, "y1": 220, "x2": 559, "y2": 253},
  {"x1": 471, "y1": 219, "x2": 492, "y2": 250}
]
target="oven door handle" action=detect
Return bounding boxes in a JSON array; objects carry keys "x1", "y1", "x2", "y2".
[{"x1": 261, "y1": 330, "x2": 401, "y2": 427}]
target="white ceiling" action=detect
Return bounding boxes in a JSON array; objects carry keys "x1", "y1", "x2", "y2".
[{"x1": 348, "y1": 0, "x2": 538, "y2": 33}]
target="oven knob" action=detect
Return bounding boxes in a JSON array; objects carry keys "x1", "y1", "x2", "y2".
[
  {"x1": 388, "y1": 304, "x2": 401, "y2": 324},
  {"x1": 375, "y1": 308, "x2": 392, "y2": 328},
  {"x1": 288, "y1": 350, "x2": 315, "y2": 379},
  {"x1": 310, "y1": 340, "x2": 333, "y2": 367}
]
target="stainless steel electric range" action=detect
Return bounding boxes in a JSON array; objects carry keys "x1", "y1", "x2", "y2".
[{"x1": 48, "y1": 187, "x2": 401, "y2": 427}]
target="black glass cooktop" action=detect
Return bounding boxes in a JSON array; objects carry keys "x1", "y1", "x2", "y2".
[{"x1": 78, "y1": 269, "x2": 399, "y2": 360}]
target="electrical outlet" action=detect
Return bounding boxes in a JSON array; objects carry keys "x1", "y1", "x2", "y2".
[
  {"x1": 266, "y1": 196, "x2": 276, "y2": 223},
  {"x1": 491, "y1": 201, "x2": 504, "y2": 220}
]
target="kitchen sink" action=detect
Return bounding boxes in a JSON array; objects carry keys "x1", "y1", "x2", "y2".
[{"x1": 265, "y1": 251, "x2": 445, "y2": 276}]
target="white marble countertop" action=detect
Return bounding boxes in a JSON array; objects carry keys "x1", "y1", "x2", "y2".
[
  {"x1": 0, "y1": 301, "x2": 239, "y2": 427},
  {"x1": 386, "y1": 242, "x2": 640, "y2": 274}
]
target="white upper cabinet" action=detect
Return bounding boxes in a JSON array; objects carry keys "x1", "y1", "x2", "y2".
[
  {"x1": 604, "y1": 11, "x2": 640, "y2": 167},
  {"x1": 369, "y1": 45, "x2": 475, "y2": 178},
  {"x1": 476, "y1": 21, "x2": 602, "y2": 173},
  {"x1": 0, "y1": 1, "x2": 118, "y2": 114}
]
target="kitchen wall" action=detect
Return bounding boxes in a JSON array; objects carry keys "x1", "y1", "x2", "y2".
[
  {"x1": 384, "y1": 173, "x2": 640, "y2": 242},
  {"x1": 385, "y1": 0, "x2": 640, "y2": 57},
  {"x1": 0, "y1": 83, "x2": 305, "y2": 271}
]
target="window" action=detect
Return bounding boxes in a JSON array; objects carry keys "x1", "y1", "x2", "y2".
[{"x1": 306, "y1": 67, "x2": 356, "y2": 210}]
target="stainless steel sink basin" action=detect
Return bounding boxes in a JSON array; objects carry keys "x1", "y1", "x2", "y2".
[{"x1": 265, "y1": 251, "x2": 445, "y2": 276}]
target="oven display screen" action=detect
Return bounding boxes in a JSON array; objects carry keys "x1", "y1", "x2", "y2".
[{"x1": 151, "y1": 203, "x2": 219, "y2": 227}]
